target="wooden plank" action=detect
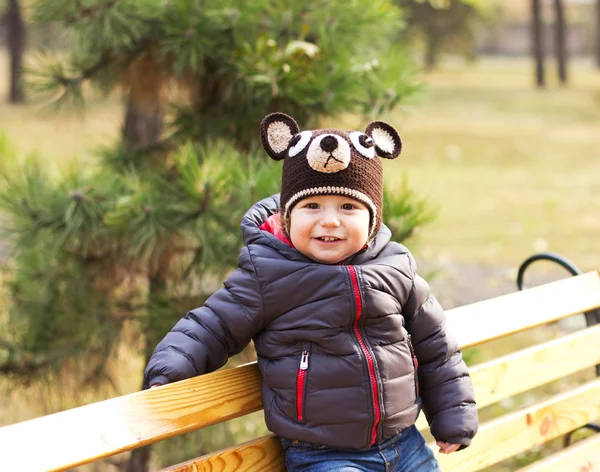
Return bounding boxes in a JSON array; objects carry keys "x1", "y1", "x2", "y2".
[
  {"x1": 466, "y1": 323, "x2": 600, "y2": 408},
  {"x1": 165, "y1": 435, "x2": 285, "y2": 472},
  {"x1": 516, "y1": 434, "x2": 600, "y2": 472},
  {"x1": 414, "y1": 323, "x2": 600, "y2": 431},
  {"x1": 445, "y1": 271, "x2": 600, "y2": 348},
  {"x1": 0, "y1": 363, "x2": 262, "y2": 472},
  {"x1": 433, "y1": 378, "x2": 600, "y2": 472}
]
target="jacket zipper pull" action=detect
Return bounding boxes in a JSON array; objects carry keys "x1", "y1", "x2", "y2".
[
  {"x1": 407, "y1": 335, "x2": 418, "y2": 368},
  {"x1": 300, "y1": 351, "x2": 309, "y2": 370}
]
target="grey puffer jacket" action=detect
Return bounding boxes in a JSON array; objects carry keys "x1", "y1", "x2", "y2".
[{"x1": 144, "y1": 195, "x2": 478, "y2": 450}]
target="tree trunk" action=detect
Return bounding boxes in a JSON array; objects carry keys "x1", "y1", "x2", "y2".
[
  {"x1": 532, "y1": 0, "x2": 545, "y2": 88},
  {"x1": 125, "y1": 445, "x2": 151, "y2": 472},
  {"x1": 124, "y1": 373, "x2": 152, "y2": 472},
  {"x1": 122, "y1": 58, "x2": 167, "y2": 471},
  {"x1": 554, "y1": 0, "x2": 567, "y2": 85},
  {"x1": 125, "y1": 262, "x2": 173, "y2": 472},
  {"x1": 6, "y1": 0, "x2": 25, "y2": 103},
  {"x1": 596, "y1": 0, "x2": 600, "y2": 68},
  {"x1": 123, "y1": 94, "x2": 163, "y2": 150},
  {"x1": 124, "y1": 349, "x2": 152, "y2": 472},
  {"x1": 424, "y1": 34, "x2": 440, "y2": 71}
]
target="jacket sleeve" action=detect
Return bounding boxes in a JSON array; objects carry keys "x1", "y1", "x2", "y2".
[
  {"x1": 402, "y1": 260, "x2": 478, "y2": 448},
  {"x1": 144, "y1": 247, "x2": 264, "y2": 388}
]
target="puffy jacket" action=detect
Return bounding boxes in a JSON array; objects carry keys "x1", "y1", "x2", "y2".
[{"x1": 144, "y1": 194, "x2": 478, "y2": 450}]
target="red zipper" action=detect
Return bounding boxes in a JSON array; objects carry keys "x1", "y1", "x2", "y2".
[
  {"x1": 296, "y1": 351, "x2": 309, "y2": 421},
  {"x1": 348, "y1": 266, "x2": 381, "y2": 446}
]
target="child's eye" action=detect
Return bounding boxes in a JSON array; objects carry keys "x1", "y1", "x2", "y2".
[
  {"x1": 306, "y1": 202, "x2": 320, "y2": 209},
  {"x1": 341, "y1": 203, "x2": 355, "y2": 210}
]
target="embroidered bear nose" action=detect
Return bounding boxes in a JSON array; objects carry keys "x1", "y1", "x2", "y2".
[{"x1": 320, "y1": 135, "x2": 338, "y2": 153}]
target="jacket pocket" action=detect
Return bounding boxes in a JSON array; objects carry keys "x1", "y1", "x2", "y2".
[
  {"x1": 407, "y1": 335, "x2": 419, "y2": 399},
  {"x1": 295, "y1": 343, "x2": 311, "y2": 422}
]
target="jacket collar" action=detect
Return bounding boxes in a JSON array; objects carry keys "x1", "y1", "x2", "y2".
[{"x1": 259, "y1": 213, "x2": 294, "y2": 247}]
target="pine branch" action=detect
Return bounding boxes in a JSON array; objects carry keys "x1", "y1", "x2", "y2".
[
  {"x1": 116, "y1": 135, "x2": 178, "y2": 166},
  {"x1": 176, "y1": 208, "x2": 206, "y2": 226},
  {"x1": 67, "y1": 0, "x2": 121, "y2": 25},
  {"x1": 0, "y1": 347, "x2": 51, "y2": 376},
  {"x1": 65, "y1": 247, "x2": 110, "y2": 264},
  {"x1": 53, "y1": 51, "x2": 117, "y2": 88},
  {"x1": 174, "y1": 186, "x2": 212, "y2": 226},
  {"x1": 0, "y1": 333, "x2": 55, "y2": 377},
  {"x1": 45, "y1": 41, "x2": 146, "y2": 98},
  {"x1": 0, "y1": 337, "x2": 17, "y2": 353},
  {"x1": 114, "y1": 302, "x2": 147, "y2": 319},
  {"x1": 82, "y1": 351, "x2": 118, "y2": 390}
]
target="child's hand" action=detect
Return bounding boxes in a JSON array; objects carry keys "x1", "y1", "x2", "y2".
[{"x1": 436, "y1": 442, "x2": 460, "y2": 454}]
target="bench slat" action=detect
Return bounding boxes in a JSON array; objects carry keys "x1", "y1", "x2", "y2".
[
  {"x1": 446, "y1": 271, "x2": 600, "y2": 348},
  {"x1": 414, "y1": 323, "x2": 600, "y2": 430},
  {"x1": 465, "y1": 323, "x2": 600, "y2": 408},
  {"x1": 0, "y1": 363, "x2": 262, "y2": 472},
  {"x1": 434, "y1": 378, "x2": 600, "y2": 472},
  {"x1": 516, "y1": 433, "x2": 600, "y2": 472},
  {"x1": 166, "y1": 435, "x2": 285, "y2": 472}
]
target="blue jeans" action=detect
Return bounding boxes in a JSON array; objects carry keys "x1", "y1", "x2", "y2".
[{"x1": 279, "y1": 425, "x2": 440, "y2": 472}]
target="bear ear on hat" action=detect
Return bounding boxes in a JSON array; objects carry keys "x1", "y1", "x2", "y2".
[
  {"x1": 365, "y1": 121, "x2": 402, "y2": 159},
  {"x1": 260, "y1": 113, "x2": 301, "y2": 161}
]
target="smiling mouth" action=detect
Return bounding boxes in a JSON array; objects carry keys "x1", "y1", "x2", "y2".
[{"x1": 315, "y1": 236, "x2": 342, "y2": 242}]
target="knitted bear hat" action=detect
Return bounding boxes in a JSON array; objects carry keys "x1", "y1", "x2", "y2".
[{"x1": 260, "y1": 112, "x2": 402, "y2": 239}]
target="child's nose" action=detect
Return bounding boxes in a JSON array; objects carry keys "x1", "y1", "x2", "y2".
[{"x1": 321, "y1": 211, "x2": 341, "y2": 227}]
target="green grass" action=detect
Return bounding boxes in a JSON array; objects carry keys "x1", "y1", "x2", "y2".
[{"x1": 385, "y1": 57, "x2": 600, "y2": 271}]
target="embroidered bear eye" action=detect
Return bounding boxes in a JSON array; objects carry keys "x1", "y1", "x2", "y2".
[
  {"x1": 349, "y1": 132, "x2": 375, "y2": 159},
  {"x1": 289, "y1": 131, "x2": 312, "y2": 157},
  {"x1": 359, "y1": 135, "x2": 374, "y2": 148}
]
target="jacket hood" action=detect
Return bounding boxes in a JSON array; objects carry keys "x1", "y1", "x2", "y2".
[{"x1": 241, "y1": 194, "x2": 393, "y2": 264}]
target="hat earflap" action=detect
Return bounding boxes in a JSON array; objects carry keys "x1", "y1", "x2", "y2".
[
  {"x1": 260, "y1": 113, "x2": 301, "y2": 161},
  {"x1": 365, "y1": 121, "x2": 402, "y2": 159}
]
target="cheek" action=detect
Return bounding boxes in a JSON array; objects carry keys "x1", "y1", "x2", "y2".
[
  {"x1": 357, "y1": 212, "x2": 370, "y2": 233},
  {"x1": 350, "y1": 215, "x2": 371, "y2": 244},
  {"x1": 288, "y1": 215, "x2": 307, "y2": 242}
]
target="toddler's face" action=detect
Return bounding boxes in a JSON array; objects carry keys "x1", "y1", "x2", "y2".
[{"x1": 289, "y1": 195, "x2": 370, "y2": 264}]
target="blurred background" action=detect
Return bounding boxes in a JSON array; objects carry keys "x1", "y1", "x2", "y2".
[{"x1": 0, "y1": 0, "x2": 599, "y2": 470}]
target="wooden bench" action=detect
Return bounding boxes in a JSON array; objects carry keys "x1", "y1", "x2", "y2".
[{"x1": 1, "y1": 271, "x2": 600, "y2": 471}]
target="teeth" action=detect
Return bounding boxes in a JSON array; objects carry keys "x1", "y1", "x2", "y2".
[{"x1": 320, "y1": 237, "x2": 339, "y2": 242}]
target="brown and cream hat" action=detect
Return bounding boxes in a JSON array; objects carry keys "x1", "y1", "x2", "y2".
[{"x1": 260, "y1": 112, "x2": 402, "y2": 239}]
